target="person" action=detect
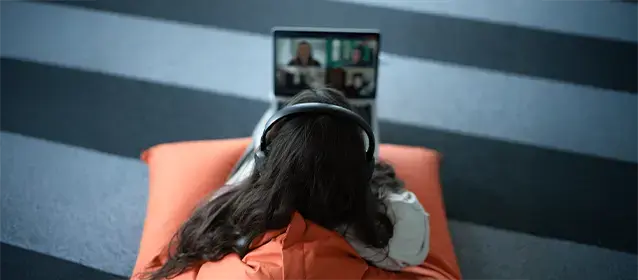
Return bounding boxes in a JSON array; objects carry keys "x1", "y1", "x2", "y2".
[
  {"x1": 326, "y1": 67, "x2": 347, "y2": 92},
  {"x1": 349, "y1": 47, "x2": 372, "y2": 67},
  {"x1": 288, "y1": 41, "x2": 321, "y2": 67},
  {"x1": 345, "y1": 72, "x2": 366, "y2": 97},
  {"x1": 140, "y1": 88, "x2": 429, "y2": 280}
]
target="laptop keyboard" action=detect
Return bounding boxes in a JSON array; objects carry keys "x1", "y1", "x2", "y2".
[{"x1": 276, "y1": 101, "x2": 372, "y2": 126}]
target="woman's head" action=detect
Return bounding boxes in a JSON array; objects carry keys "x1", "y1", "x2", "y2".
[
  {"x1": 296, "y1": 41, "x2": 313, "y2": 62},
  {"x1": 255, "y1": 88, "x2": 372, "y2": 227},
  {"x1": 142, "y1": 88, "x2": 392, "y2": 280},
  {"x1": 351, "y1": 48, "x2": 362, "y2": 63}
]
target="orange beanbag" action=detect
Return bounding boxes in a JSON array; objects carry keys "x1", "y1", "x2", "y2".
[{"x1": 132, "y1": 138, "x2": 461, "y2": 280}]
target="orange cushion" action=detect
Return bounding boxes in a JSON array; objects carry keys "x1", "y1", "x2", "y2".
[{"x1": 132, "y1": 138, "x2": 461, "y2": 279}]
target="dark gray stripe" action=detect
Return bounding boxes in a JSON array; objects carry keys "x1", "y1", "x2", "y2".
[
  {"x1": 0, "y1": 59, "x2": 265, "y2": 158},
  {"x1": 50, "y1": 0, "x2": 637, "y2": 93},
  {"x1": 0, "y1": 243, "x2": 126, "y2": 279},
  {"x1": 1, "y1": 58, "x2": 636, "y2": 253},
  {"x1": 382, "y1": 121, "x2": 637, "y2": 254}
]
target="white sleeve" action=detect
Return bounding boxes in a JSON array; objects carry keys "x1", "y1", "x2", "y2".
[
  {"x1": 210, "y1": 157, "x2": 255, "y2": 201},
  {"x1": 226, "y1": 157, "x2": 255, "y2": 186},
  {"x1": 344, "y1": 190, "x2": 430, "y2": 271},
  {"x1": 384, "y1": 191, "x2": 430, "y2": 267}
]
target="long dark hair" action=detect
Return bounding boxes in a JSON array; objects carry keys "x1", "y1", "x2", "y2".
[{"x1": 141, "y1": 88, "x2": 395, "y2": 279}]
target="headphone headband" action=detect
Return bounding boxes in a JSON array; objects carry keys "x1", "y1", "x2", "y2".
[{"x1": 259, "y1": 102, "x2": 376, "y2": 161}]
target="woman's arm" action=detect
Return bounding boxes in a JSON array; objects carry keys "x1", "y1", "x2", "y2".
[
  {"x1": 385, "y1": 191, "x2": 430, "y2": 267},
  {"x1": 345, "y1": 191, "x2": 430, "y2": 271},
  {"x1": 339, "y1": 161, "x2": 429, "y2": 270},
  {"x1": 210, "y1": 154, "x2": 256, "y2": 201}
]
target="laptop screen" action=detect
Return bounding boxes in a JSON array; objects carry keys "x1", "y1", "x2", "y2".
[{"x1": 273, "y1": 29, "x2": 380, "y2": 99}]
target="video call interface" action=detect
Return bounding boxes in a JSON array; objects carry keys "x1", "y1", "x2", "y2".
[{"x1": 274, "y1": 35, "x2": 378, "y2": 98}]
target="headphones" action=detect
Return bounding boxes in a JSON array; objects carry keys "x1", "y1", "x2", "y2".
[{"x1": 254, "y1": 102, "x2": 376, "y2": 181}]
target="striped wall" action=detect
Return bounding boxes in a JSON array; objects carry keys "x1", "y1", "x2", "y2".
[{"x1": 1, "y1": 1, "x2": 636, "y2": 279}]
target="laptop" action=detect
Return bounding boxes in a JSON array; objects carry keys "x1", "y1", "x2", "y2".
[{"x1": 231, "y1": 27, "x2": 382, "y2": 177}]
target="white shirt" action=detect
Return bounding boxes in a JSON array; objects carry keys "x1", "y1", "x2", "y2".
[{"x1": 343, "y1": 191, "x2": 430, "y2": 271}]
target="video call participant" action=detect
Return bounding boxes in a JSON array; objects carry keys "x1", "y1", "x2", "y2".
[
  {"x1": 326, "y1": 68, "x2": 347, "y2": 93},
  {"x1": 345, "y1": 72, "x2": 368, "y2": 97},
  {"x1": 288, "y1": 41, "x2": 322, "y2": 67},
  {"x1": 276, "y1": 68, "x2": 313, "y2": 93},
  {"x1": 349, "y1": 46, "x2": 372, "y2": 67}
]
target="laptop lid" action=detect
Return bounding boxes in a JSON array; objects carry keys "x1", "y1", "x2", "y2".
[{"x1": 272, "y1": 27, "x2": 380, "y2": 100}]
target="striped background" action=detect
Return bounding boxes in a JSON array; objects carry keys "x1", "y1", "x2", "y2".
[{"x1": 1, "y1": 1, "x2": 636, "y2": 279}]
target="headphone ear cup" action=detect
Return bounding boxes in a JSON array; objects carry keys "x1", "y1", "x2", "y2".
[
  {"x1": 365, "y1": 159, "x2": 375, "y2": 182},
  {"x1": 254, "y1": 150, "x2": 266, "y2": 172}
]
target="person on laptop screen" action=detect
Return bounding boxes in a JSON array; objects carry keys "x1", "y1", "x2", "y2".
[
  {"x1": 345, "y1": 72, "x2": 366, "y2": 97},
  {"x1": 349, "y1": 45, "x2": 373, "y2": 67},
  {"x1": 288, "y1": 40, "x2": 322, "y2": 67},
  {"x1": 140, "y1": 89, "x2": 430, "y2": 280}
]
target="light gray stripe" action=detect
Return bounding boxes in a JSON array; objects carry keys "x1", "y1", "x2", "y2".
[
  {"x1": 0, "y1": 2, "x2": 271, "y2": 101},
  {"x1": 332, "y1": 0, "x2": 638, "y2": 43},
  {"x1": 0, "y1": 132, "x2": 146, "y2": 276},
  {"x1": 1, "y1": 2, "x2": 635, "y2": 162}
]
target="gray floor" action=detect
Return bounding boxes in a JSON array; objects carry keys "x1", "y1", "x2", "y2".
[
  {"x1": 1, "y1": 1, "x2": 636, "y2": 279},
  {"x1": 449, "y1": 220, "x2": 637, "y2": 280}
]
